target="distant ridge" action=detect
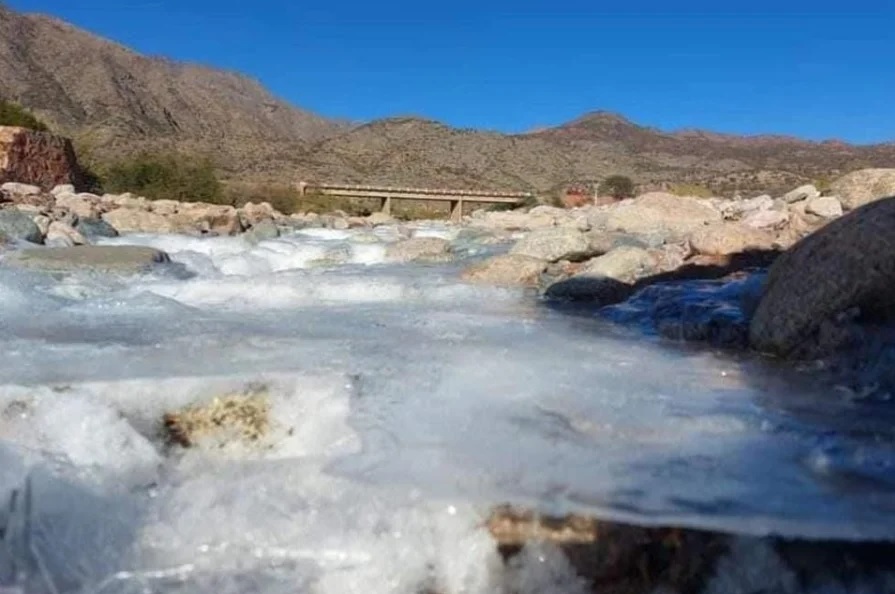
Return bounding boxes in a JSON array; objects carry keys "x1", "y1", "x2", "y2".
[{"x1": 1, "y1": 4, "x2": 893, "y2": 194}]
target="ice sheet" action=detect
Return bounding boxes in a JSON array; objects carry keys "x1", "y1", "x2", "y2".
[{"x1": 1, "y1": 226, "x2": 894, "y2": 593}]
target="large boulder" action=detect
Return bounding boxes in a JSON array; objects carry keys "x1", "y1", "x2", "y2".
[
  {"x1": 468, "y1": 209, "x2": 557, "y2": 231},
  {"x1": 749, "y1": 197, "x2": 895, "y2": 356},
  {"x1": 781, "y1": 184, "x2": 819, "y2": 204},
  {"x1": 605, "y1": 192, "x2": 721, "y2": 237},
  {"x1": 385, "y1": 237, "x2": 452, "y2": 263},
  {"x1": 0, "y1": 127, "x2": 85, "y2": 190},
  {"x1": 2, "y1": 245, "x2": 170, "y2": 273},
  {"x1": 688, "y1": 223, "x2": 775, "y2": 256},
  {"x1": 0, "y1": 208, "x2": 42, "y2": 243},
  {"x1": 577, "y1": 246, "x2": 655, "y2": 281},
  {"x1": 172, "y1": 203, "x2": 242, "y2": 235},
  {"x1": 509, "y1": 227, "x2": 594, "y2": 262},
  {"x1": 543, "y1": 246, "x2": 654, "y2": 303},
  {"x1": 102, "y1": 208, "x2": 177, "y2": 234},
  {"x1": 1, "y1": 181, "x2": 41, "y2": 196},
  {"x1": 105, "y1": 193, "x2": 150, "y2": 210},
  {"x1": 54, "y1": 192, "x2": 99, "y2": 219},
  {"x1": 830, "y1": 169, "x2": 895, "y2": 210},
  {"x1": 75, "y1": 217, "x2": 119, "y2": 241},
  {"x1": 719, "y1": 194, "x2": 773, "y2": 219},
  {"x1": 46, "y1": 221, "x2": 86, "y2": 246},
  {"x1": 805, "y1": 195, "x2": 843, "y2": 219},
  {"x1": 238, "y1": 201, "x2": 279, "y2": 228},
  {"x1": 742, "y1": 208, "x2": 789, "y2": 229},
  {"x1": 460, "y1": 254, "x2": 547, "y2": 287}
]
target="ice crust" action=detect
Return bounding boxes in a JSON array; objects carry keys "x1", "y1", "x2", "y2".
[{"x1": 1, "y1": 225, "x2": 894, "y2": 593}]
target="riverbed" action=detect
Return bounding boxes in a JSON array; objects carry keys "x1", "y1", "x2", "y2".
[{"x1": 1, "y1": 224, "x2": 893, "y2": 593}]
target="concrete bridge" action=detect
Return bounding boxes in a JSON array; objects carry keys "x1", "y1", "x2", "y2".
[{"x1": 298, "y1": 182, "x2": 533, "y2": 222}]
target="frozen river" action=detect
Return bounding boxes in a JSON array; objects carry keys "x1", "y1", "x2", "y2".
[{"x1": 1, "y1": 224, "x2": 893, "y2": 593}]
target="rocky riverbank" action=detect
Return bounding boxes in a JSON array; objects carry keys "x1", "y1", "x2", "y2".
[{"x1": 3, "y1": 170, "x2": 895, "y2": 390}]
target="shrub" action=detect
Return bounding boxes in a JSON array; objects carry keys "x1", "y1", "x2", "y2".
[
  {"x1": 223, "y1": 182, "x2": 301, "y2": 215},
  {"x1": 0, "y1": 100, "x2": 49, "y2": 131},
  {"x1": 598, "y1": 175, "x2": 635, "y2": 200},
  {"x1": 668, "y1": 183, "x2": 714, "y2": 198},
  {"x1": 101, "y1": 152, "x2": 223, "y2": 203},
  {"x1": 814, "y1": 176, "x2": 832, "y2": 195},
  {"x1": 71, "y1": 134, "x2": 105, "y2": 193}
]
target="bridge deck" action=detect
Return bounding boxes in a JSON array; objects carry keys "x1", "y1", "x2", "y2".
[{"x1": 299, "y1": 182, "x2": 533, "y2": 221}]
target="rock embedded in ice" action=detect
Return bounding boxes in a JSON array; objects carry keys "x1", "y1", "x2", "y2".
[
  {"x1": 162, "y1": 389, "x2": 272, "y2": 449},
  {"x1": 386, "y1": 237, "x2": 453, "y2": 263},
  {"x1": 2, "y1": 245, "x2": 171, "y2": 273},
  {"x1": 75, "y1": 216, "x2": 119, "y2": 240},
  {"x1": 0, "y1": 208, "x2": 43, "y2": 243}
]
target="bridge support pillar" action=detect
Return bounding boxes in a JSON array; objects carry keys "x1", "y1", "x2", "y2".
[
  {"x1": 450, "y1": 199, "x2": 464, "y2": 223},
  {"x1": 380, "y1": 196, "x2": 392, "y2": 216}
]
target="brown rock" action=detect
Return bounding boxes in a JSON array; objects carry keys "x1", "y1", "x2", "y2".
[
  {"x1": 688, "y1": 223, "x2": 776, "y2": 256},
  {"x1": 469, "y1": 210, "x2": 557, "y2": 231},
  {"x1": 487, "y1": 505, "x2": 728, "y2": 594},
  {"x1": 386, "y1": 237, "x2": 452, "y2": 263},
  {"x1": 173, "y1": 203, "x2": 242, "y2": 235},
  {"x1": 509, "y1": 227, "x2": 594, "y2": 262},
  {"x1": 46, "y1": 221, "x2": 86, "y2": 246},
  {"x1": 460, "y1": 254, "x2": 548, "y2": 287},
  {"x1": 742, "y1": 208, "x2": 789, "y2": 230},
  {"x1": 31, "y1": 214, "x2": 51, "y2": 237},
  {"x1": 606, "y1": 192, "x2": 721, "y2": 237},
  {"x1": 805, "y1": 195, "x2": 843, "y2": 218},
  {"x1": 578, "y1": 245, "x2": 655, "y2": 281},
  {"x1": 104, "y1": 193, "x2": 149, "y2": 210},
  {"x1": 830, "y1": 169, "x2": 895, "y2": 210},
  {"x1": 543, "y1": 246, "x2": 654, "y2": 303},
  {"x1": 749, "y1": 197, "x2": 895, "y2": 356},
  {"x1": 102, "y1": 208, "x2": 177, "y2": 234},
  {"x1": 54, "y1": 192, "x2": 99, "y2": 219},
  {"x1": 2, "y1": 245, "x2": 170, "y2": 273},
  {"x1": 0, "y1": 126, "x2": 85, "y2": 190},
  {"x1": 150, "y1": 199, "x2": 181, "y2": 216},
  {"x1": 239, "y1": 201, "x2": 279, "y2": 228},
  {"x1": 162, "y1": 389, "x2": 270, "y2": 449}
]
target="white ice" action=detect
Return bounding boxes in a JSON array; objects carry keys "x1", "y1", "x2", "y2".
[{"x1": 1, "y1": 225, "x2": 894, "y2": 593}]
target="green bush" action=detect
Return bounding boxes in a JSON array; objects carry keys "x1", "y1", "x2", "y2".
[
  {"x1": 598, "y1": 175, "x2": 635, "y2": 199},
  {"x1": 668, "y1": 183, "x2": 714, "y2": 198},
  {"x1": 814, "y1": 176, "x2": 832, "y2": 195},
  {"x1": 101, "y1": 152, "x2": 223, "y2": 203},
  {"x1": 0, "y1": 100, "x2": 49, "y2": 131}
]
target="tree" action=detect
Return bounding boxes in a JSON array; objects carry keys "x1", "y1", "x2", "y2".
[
  {"x1": 0, "y1": 100, "x2": 49, "y2": 131},
  {"x1": 598, "y1": 175, "x2": 635, "y2": 199}
]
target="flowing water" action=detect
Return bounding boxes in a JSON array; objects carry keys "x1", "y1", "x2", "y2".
[{"x1": 0, "y1": 224, "x2": 893, "y2": 593}]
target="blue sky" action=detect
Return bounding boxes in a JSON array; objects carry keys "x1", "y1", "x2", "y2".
[{"x1": 8, "y1": 0, "x2": 895, "y2": 143}]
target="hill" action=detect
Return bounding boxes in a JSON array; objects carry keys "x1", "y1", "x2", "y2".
[
  {"x1": 0, "y1": 4, "x2": 344, "y2": 176},
  {"x1": 1, "y1": 4, "x2": 893, "y2": 196}
]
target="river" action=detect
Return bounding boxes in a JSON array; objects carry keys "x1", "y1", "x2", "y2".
[{"x1": 1, "y1": 224, "x2": 893, "y2": 593}]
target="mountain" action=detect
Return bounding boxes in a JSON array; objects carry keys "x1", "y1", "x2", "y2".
[
  {"x1": 0, "y1": 4, "x2": 344, "y2": 174},
  {"x1": 1, "y1": 4, "x2": 893, "y2": 196},
  {"x1": 293, "y1": 113, "x2": 895, "y2": 195}
]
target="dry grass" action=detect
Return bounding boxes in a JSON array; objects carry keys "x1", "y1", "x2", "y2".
[
  {"x1": 162, "y1": 388, "x2": 271, "y2": 449},
  {"x1": 486, "y1": 505, "x2": 729, "y2": 594}
]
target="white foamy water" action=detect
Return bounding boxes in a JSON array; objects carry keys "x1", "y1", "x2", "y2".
[{"x1": 1, "y1": 226, "x2": 894, "y2": 593}]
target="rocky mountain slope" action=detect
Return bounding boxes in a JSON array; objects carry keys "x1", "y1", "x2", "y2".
[
  {"x1": 0, "y1": 4, "x2": 343, "y2": 174},
  {"x1": 2, "y1": 4, "x2": 893, "y2": 195}
]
